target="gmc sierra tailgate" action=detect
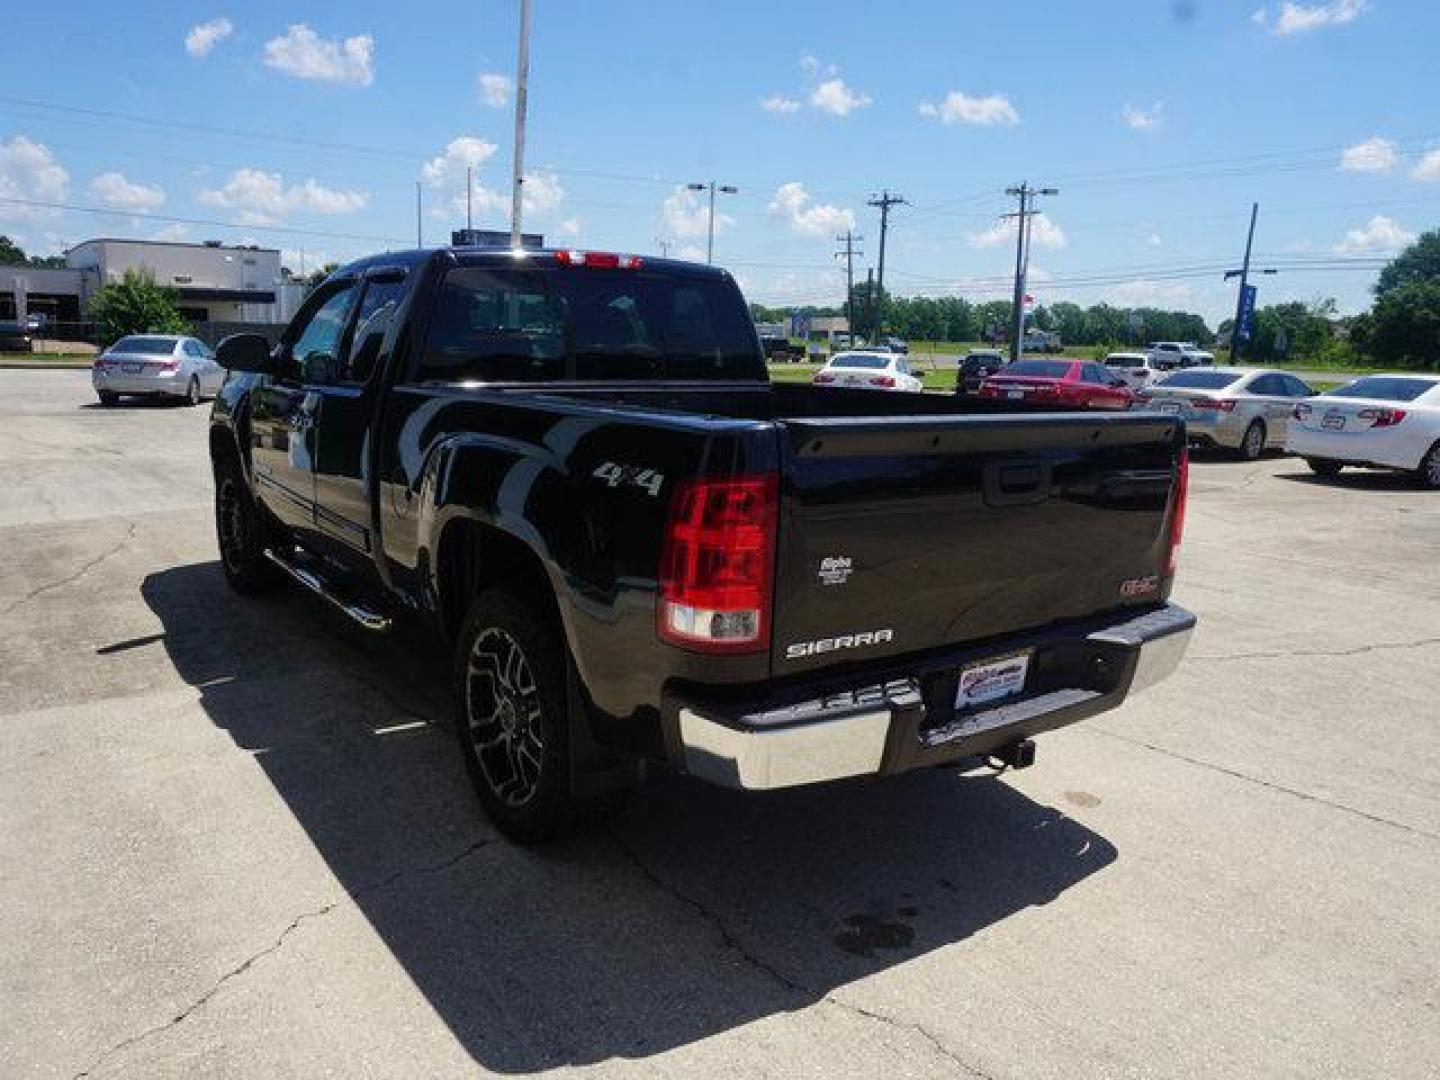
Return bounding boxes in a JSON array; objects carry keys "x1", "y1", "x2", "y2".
[{"x1": 770, "y1": 411, "x2": 1184, "y2": 675}]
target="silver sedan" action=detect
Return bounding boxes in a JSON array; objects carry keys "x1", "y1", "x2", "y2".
[
  {"x1": 92, "y1": 335, "x2": 226, "y2": 406},
  {"x1": 1136, "y1": 367, "x2": 1317, "y2": 460}
]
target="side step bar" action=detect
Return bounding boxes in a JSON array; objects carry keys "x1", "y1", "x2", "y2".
[{"x1": 263, "y1": 547, "x2": 392, "y2": 632}]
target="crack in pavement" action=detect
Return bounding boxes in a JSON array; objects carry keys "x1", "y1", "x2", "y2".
[
  {"x1": 1089, "y1": 727, "x2": 1440, "y2": 842},
  {"x1": 71, "y1": 836, "x2": 494, "y2": 1079},
  {"x1": 609, "y1": 831, "x2": 993, "y2": 1078},
  {"x1": 0, "y1": 521, "x2": 137, "y2": 616},
  {"x1": 1189, "y1": 636, "x2": 1440, "y2": 663}
]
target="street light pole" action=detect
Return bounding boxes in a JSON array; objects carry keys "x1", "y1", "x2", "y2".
[
  {"x1": 509, "y1": 0, "x2": 533, "y2": 247},
  {"x1": 688, "y1": 180, "x2": 738, "y2": 264}
]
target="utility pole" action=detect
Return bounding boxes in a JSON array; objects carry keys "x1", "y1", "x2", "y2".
[
  {"x1": 834, "y1": 230, "x2": 863, "y2": 339},
  {"x1": 866, "y1": 190, "x2": 905, "y2": 340},
  {"x1": 1225, "y1": 202, "x2": 1260, "y2": 363},
  {"x1": 864, "y1": 267, "x2": 875, "y2": 344},
  {"x1": 687, "y1": 180, "x2": 739, "y2": 264},
  {"x1": 509, "y1": 0, "x2": 533, "y2": 247},
  {"x1": 415, "y1": 181, "x2": 423, "y2": 247},
  {"x1": 1003, "y1": 182, "x2": 1058, "y2": 363},
  {"x1": 655, "y1": 237, "x2": 672, "y2": 257},
  {"x1": 466, "y1": 166, "x2": 473, "y2": 231}
]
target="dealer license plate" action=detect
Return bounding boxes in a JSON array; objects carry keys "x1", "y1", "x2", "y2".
[
  {"x1": 1323, "y1": 412, "x2": 1345, "y2": 430},
  {"x1": 955, "y1": 650, "x2": 1032, "y2": 711},
  {"x1": 1158, "y1": 400, "x2": 1182, "y2": 414},
  {"x1": 1007, "y1": 389, "x2": 1024, "y2": 400}
]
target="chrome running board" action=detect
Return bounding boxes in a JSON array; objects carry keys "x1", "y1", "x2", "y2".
[{"x1": 263, "y1": 547, "x2": 392, "y2": 632}]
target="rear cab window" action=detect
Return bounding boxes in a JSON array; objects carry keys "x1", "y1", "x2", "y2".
[{"x1": 417, "y1": 259, "x2": 764, "y2": 383}]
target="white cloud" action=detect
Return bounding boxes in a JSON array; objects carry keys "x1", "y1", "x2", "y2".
[
  {"x1": 420, "y1": 136, "x2": 499, "y2": 190},
  {"x1": 477, "y1": 72, "x2": 511, "y2": 108},
  {"x1": 1145, "y1": 232, "x2": 1163, "y2": 246},
  {"x1": 149, "y1": 223, "x2": 191, "y2": 243},
  {"x1": 1122, "y1": 102, "x2": 1163, "y2": 132},
  {"x1": 918, "y1": 91, "x2": 1019, "y2": 126},
  {"x1": 419, "y1": 136, "x2": 562, "y2": 223},
  {"x1": 185, "y1": 17, "x2": 234, "y2": 58},
  {"x1": 676, "y1": 244, "x2": 707, "y2": 262},
  {"x1": 557, "y1": 217, "x2": 581, "y2": 237},
  {"x1": 1273, "y1": 0, "x2": 1367, "y2": 34},
  {"x1": 810, "y1": 78, "x2": 871, "y2": 117},
  {"x1": 761, "y1": 95, "x2": 801, "y2": 114},
  {"x1": 1339, "y1": 136, "x2": 1397, "y2": 172},
  {"x1": 660, "y1": 185, "x2": 733, "y2": 239},
  {"x1": 1334, "y1": 214, "x2": 1414, "y2": 254},
  {"x1": 88, "y1": 171, "x2": 165, "y2": 212},
  {"x1": 1411, "y1": 149, "x2": 1440, "y2": 182},
  {"x1": 262, "y1": 23, "x2": 374, "y2": 86},
  {"x1": 197, "y1": 168, "x2": 367, "y2": 224},
  {"x1": 0, "y1": 135, "x2": 69, "y2": 222},
  {"x1": 767, "y1": 182, "x2": 854, "y2": 237},
  {"x1": 967, "y1": 213, "x2": 1066, "y2": 250},
  {"x1": 1250, "y1": 7, "x2": 1268, "y2": 24},
  {"x1": 799, "y1": 53, "x2": 823, "y2": 79},
  {"x1": 1104, "y1": 279, "x2": 1196, "y2": 308}
]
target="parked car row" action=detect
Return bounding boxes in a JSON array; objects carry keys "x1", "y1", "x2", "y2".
[{"x1": 812, "y1": 349, "x2": 1440, "y2": 489}]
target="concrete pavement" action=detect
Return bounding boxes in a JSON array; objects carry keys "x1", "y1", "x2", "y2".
[{"x1": 2, "y1": 369, "x2": 1437, "y2": 1078}]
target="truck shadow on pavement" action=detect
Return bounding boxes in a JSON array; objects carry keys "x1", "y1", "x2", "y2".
[{"x1": 141, "y1": 561, "x2": 1117, "y2": 1073}]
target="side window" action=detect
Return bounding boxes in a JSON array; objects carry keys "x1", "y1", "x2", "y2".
[
  {"x1": 289, "y1": 284, "x2": 358, "y2": 384},
  {"x1": 1248, "y1": 375, "x2": 1282, "y2": 396},
  {"x1": 1286, "y1": 376, "x2": 1314, "y2": 397},
  {"x1": 1082, "y1": 363, "x2": 1108, "y2": 384},
  {"x1": 342, "y1": 277, "x2": 408, "y2": 384},
  {"x1": 183, "y1": 339, "x2": 205, "y2": 358}
]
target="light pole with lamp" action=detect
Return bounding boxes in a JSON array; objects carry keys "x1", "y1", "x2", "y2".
[{"x1": 687, "y1": 181, "x2": 738, "y2": 264}]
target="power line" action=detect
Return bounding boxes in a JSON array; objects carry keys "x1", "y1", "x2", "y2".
[{"x1": 833, "y1": 230, "x2": 863, "y2": 334}]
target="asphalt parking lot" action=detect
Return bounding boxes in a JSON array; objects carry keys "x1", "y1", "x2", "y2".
[{"x1": 2, "y1": 368, "x2": 1437, "y2": 1079}]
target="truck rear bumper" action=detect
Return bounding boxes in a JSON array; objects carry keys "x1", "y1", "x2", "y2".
[{"x1": 670, "y1": 603, "x2": 1194, "y2": 791}]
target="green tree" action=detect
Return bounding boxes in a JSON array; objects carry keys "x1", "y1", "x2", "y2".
[
  {"x1": 88, "y1": 269, "x2": 189, "y2": 346},
  {"x1": 1375, "y1": 230, "x2": 1440, "y2": 298},
  {"x1": 0, "y1": 235, "x2": 28, "y2": 266},
  {"x1": 1362, "y1": 279, "x2": 1440, "y2": 370}
]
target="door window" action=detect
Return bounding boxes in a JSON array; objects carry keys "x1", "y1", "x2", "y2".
[
  {"x1": 288, "y1": 284, "x2": 358, "y2": 384},
  {"x1": 1248, "y1": 374, "x2": 1285, "y2": 396},
  {"x1": 342, "y1": 278, "x2": 408, "y2": 384}
]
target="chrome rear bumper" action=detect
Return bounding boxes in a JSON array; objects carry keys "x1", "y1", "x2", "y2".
[{"x1": 672, "y1": 603, "x2": 1194, "y2": 791}]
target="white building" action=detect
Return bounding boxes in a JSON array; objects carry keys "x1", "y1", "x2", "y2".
[{"x1": 4, "y1": 238, "x2": 305, "y2": 331}]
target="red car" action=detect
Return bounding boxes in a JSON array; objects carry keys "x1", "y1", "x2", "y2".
[{"x1": 979, "y1": 359, "x2": 1136, "y2": 410}]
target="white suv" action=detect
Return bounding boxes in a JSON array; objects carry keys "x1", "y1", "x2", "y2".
[{"x1": 1104, "y1": 351, "x2": 1165, "y2": 389}]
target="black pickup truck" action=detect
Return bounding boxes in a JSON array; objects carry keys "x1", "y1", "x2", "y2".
[{"x1": 209, "y1": 246, "x2": 1194, "y2": 842}]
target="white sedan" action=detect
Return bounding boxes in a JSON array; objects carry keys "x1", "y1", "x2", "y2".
[
  {"x1": 812, "y1": 351, "x2": 924, "y2": 392},
  {"x1": 1287, "y1": 374, "x2": 1440, "y2": 488}
]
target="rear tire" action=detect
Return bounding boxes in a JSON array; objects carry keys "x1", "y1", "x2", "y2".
[
  {"x1": 453, "y1": 588, "x2": 624, "y2": 844},
  {"x1": 97, "y1": 391, "x2": 119, "y2": 406},
  {"x1": 1239, "y1": 419, "x2": 1266, "y2": 461},
  {"x1": 1413, "y1": 442, "x2": 1440, "y2": 490},
  {"x1": 214, "y1": 455, "x2": 282, "y2": 595},
  {"x1": 1305, "y1": 457, "x2": 1343, "y2": 478}
]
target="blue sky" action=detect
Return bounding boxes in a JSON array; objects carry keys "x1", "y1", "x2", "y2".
[{"x1": 2, "y1": 0, "x2": 1438, "y2": 323}]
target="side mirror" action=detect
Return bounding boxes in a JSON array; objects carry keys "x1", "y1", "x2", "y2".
[{"x1": 215, "y1": 333, "x2": 274, "y2": 373}]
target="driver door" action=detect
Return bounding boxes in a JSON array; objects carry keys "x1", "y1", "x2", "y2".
[{"x1": 250, "y1": 280, "x2": 359, "y2": 536}]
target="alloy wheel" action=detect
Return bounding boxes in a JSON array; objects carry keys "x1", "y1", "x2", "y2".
[{"x1": 465, "y1": 627, "x2": 545, "y2": 808}]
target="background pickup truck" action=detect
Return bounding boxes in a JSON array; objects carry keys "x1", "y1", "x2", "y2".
[{"x1": 209, "y1": 246, "x2": 1194, "y2": 842}]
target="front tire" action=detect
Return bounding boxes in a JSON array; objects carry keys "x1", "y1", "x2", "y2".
[
  {"x1": 1239, "y1": 419, "x2": 1266, "y2": 461},
  {"x1": 97, "y1": 390, "x2": 119, "y2": 406},
  {"x1": 454, "y1": 589, "x2": 622, "y2": 843},
  {"x1": 1414, "y1": 442, "x2": 1440, "y2": 490},
  {"x1": 214, "y1": 455, "x2": 282, "y2": 595},
  {"x1": 1306, "y1": 457, "x2": 1343, "y2": 478},
  {"x1": 184, "y1": 376, "x2": 201, "y2": 407}
]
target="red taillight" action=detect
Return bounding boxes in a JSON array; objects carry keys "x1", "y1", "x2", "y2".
[
  {"x1": 658, "y1": 474, "x2": 778, "y2": 653},
  {"x1": 1166, "y1": 447, "x2": 1188, "y2": 578},
  {"x1": 554, "y1": 250, "x2": 642, "y2": 269},
  {"x1": 1358, "y1": 407, "x2": 1406, "y2": 428},
  {"x1": 1190, "y1": 397, "x2": 1236, "y2": 412},
  {"x1": 869, "y1": 375, "x2": 896, "y2": 387}
]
